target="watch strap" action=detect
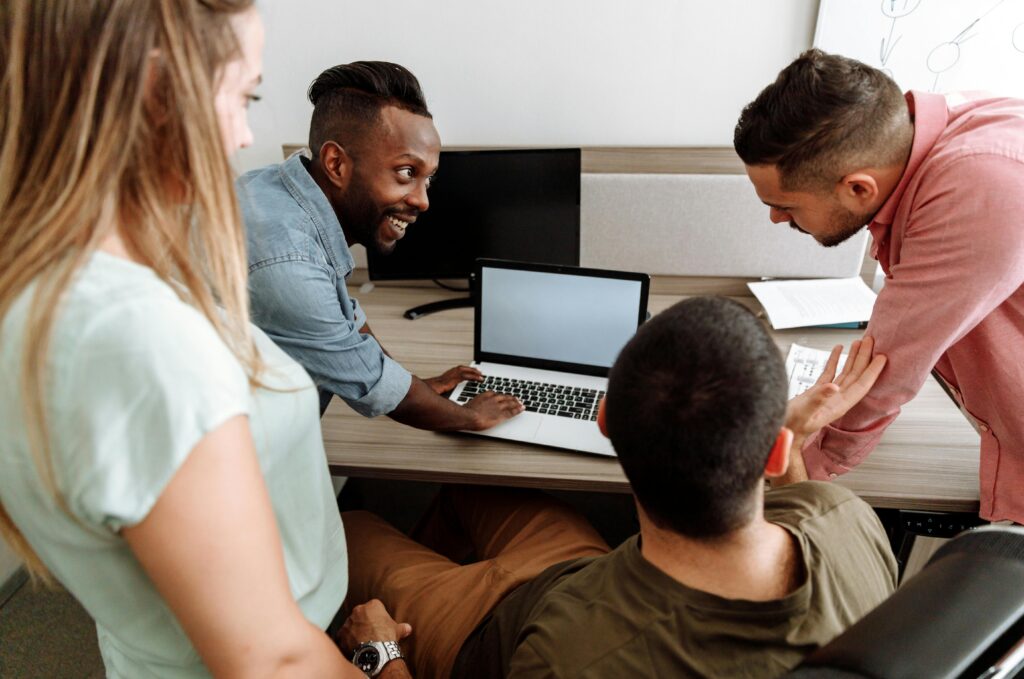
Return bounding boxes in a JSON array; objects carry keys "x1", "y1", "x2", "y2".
[{"x1": 380, "y1": 640, "x2": 402, "y2": 666}]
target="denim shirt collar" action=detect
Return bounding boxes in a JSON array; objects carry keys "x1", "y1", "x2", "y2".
[{"x1": 277, "y1": 154, "x2": 355, "y2": 277}]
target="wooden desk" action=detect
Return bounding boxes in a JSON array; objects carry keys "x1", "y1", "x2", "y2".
[{"x1": 322, "y1": 283, "x2": 981, "y2": 513}]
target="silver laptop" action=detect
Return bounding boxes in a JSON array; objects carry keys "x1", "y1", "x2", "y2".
[{"x1": 449, "y1": 259, "x2": 650, "y2": 456}]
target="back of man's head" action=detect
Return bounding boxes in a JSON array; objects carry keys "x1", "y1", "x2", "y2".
[
  {"x1": 605, "y1": 297, "x2": 787, "y2": 539},
  {"x1": 307, "y1": 61, "x2": 432, "y2": 156},
  {"x1": 733, "y1": 48, "x2": 911, "y2": 191}
]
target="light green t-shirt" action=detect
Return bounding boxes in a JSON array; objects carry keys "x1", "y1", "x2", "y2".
[{"x1": 0, "y1": 252, "x2": 348, "y2": 678}]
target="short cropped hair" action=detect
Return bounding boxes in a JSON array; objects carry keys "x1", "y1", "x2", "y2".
[
  {"x1": 307, "y1": 61, "x2": 432, "y2": 156},
  {"x1": 733, "y1": 49, "x2": 912, "y2": 191},
  {"x1": 605, "y1": 297, "x2": 787, "y2": 539}
]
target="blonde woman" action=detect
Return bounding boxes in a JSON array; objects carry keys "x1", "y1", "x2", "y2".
[{"x1": 0, "y1": 2, "x2": 411, "y2": 677}]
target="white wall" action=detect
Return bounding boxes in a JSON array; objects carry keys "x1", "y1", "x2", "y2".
[{"x1": 236, "y1": 0, "x2": 820, "y2": 173}]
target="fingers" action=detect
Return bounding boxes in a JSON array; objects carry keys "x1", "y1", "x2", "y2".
[
  {"x1": 445, "y1": 365, "x2": 483, "y2": 381},
  {"x1": 471, "y1": 391, "x2": 524, "y2": 413},
  {"x1": 465, "y1": 391, "x2": 525, "y2": 427},
  {"x1": 427, "y1": 366, "x2": 484, "y2": 392},
  {"x1": 458, "y1": 365, "x2": 484, "y2": 381},
  {"x1": 850, "y1": 336, "x2": 875, "y2": 380},
  {"x1": 840, "y1": 354, "x2": 887, "y2": 404},
  {"x1": 355, "y1": 598, "x2": 386, "y2": 618},
  {"x1": 339, "y1": 599, "x2": 412, "y2": 648},
  {"x1": 816, "y1": 344, "x2": 844, "y2": 385},
  {"x1": 832, "y1": 339, "x2": 861, "y2": 387},
  {"x1": 835, "y1": 336, "x2": 875, "y2": 388},
  {"x1": 492, "y1": 392, "x2": 524, "y2": 414}
]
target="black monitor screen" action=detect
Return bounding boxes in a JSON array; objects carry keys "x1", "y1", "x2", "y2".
[{"x1": 367, "y1": 148, "x2": 581, "y2": 281}]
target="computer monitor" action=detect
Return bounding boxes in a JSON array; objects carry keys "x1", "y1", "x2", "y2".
[{"x1": 366, "y1": 148, "x2": 581, "y2": 282}]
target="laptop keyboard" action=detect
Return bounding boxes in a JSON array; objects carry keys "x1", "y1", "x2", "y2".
[{"x1": 456, "y1": 376, "x2": 605, "y2": 421}]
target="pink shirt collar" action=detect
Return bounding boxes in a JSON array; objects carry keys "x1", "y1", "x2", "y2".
[{"x1": 868, "y1": 91, "x2": 950, "y2": 251}]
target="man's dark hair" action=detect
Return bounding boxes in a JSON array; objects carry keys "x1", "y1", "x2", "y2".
[
  {"x1": 605, "y1": 297, "x2": 787, "y2": 539},
  {"x1": 733, "y1": 48, "x2": 912, "y2": 191},
  {"x1": 307, "y1": 61, "x2": 432, "y2": 155}
]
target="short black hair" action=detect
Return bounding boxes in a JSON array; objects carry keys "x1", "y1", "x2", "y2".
[
  {"x1": 605, "y1": 297, "x2": 787, "y2": 539},
  {"x1": 733, "y1": 48, "x2": 911, "y2": 191},
  {"x1": 307, "y1": 61, "x2": 432, "y2": 156}
]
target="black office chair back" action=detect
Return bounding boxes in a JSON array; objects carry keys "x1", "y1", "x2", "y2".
[{"x1": 786, "y1": 526, "x2": 1024, "y2": 679}]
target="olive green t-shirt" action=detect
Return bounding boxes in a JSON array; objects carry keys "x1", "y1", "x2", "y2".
[{"x1": 453, "y1": 482, "x2": 896, "y2": 678}]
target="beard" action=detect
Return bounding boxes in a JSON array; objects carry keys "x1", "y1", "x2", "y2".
[
  {"x1": 336, "y1": 180, "x2": 398, "y2": 256},
  {"x1": 794, "y1": 202, "x2": 874, "y2": 248}
]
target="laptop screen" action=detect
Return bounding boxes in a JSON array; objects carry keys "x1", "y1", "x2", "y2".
[{"x1": 476, "y1": 260, "x2": 649, "y2": 376}]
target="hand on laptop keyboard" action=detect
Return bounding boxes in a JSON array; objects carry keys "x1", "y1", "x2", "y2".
[
  {"x1": 459, "y1": 389, "x2": 525, "y2": 429},
  {"x1": 423, "y1": 364, "x2": 485, "y2": 395},
  {"x1": 458, "y1": 376, "x2": 604, "y2": 422}
]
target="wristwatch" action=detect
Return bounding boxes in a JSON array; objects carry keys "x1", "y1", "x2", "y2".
[{"x1": 352, "y1": 640, "x2": 404, "y2": 677}]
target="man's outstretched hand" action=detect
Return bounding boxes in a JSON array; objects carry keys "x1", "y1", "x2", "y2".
[
  {"x1": 423, "y1": 365, "x2": 484, "y2": 395},
  {"x1": 776, "y1": 336, "x2": 887, "y2": 486}
]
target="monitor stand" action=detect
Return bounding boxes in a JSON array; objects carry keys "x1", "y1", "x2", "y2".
[
  {"x1": 403, "y1": 295, "x2": 472, "y2": 320},
  {"x1": 403, "y1": 276, "x2": 476, "y2": 320}
]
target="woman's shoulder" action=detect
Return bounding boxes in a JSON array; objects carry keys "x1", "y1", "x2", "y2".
[
  {"x1": 58, "y1": 252, "x2": 249, "y2": 413},
  {"x1": 2, "y1": 253, "x2": 255, "y2": 529},
  {"x1": 59, "y1": 253, "x2": 243, "y2": 371}
]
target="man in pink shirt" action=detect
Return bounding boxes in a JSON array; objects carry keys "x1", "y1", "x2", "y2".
[{"x1": 734, "y1": 48, "x2": 1024, "y2": 523}]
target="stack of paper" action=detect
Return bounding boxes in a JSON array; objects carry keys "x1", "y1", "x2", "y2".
[{"x1": 748, "y1": 277, "x2": 877, "y2": 330}]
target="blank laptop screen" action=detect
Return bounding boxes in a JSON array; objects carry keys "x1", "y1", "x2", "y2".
[{"x1": 479, "y1": 266, "x2": 643, "y2": 370}]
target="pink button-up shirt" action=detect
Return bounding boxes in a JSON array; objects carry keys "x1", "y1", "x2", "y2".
[{"x1": 802, "y1": 91, "x2": 1024, "y2": 522}]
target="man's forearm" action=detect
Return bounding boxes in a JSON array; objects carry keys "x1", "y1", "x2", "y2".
[
  {"x1": 387, "y1": 376, "x2": 478, "y2": 431},
  {"x1": 379, "y1": 659, "x2": 412, "y2": 678}
]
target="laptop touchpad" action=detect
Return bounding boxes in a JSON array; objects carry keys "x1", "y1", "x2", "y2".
[
  {"x1": 481, "y1": 412, "x2": 543, "y2": 439},
  {"x1": 536, "y1": 418, "x2": 615, "y2": 456}
]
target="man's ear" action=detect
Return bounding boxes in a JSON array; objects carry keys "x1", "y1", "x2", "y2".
[
  {"x1": 317, "y1": 140, "x2": 353, "y2": 190},
  {"x1": 596, "y1": 397, "x2": 609, "y2": 438},
  {"x1": 836, "y1": 171, "x2": 880, "y2": 210},
  {"x1": 764, "y1": 427, "x2": 794, "y2": 478}
]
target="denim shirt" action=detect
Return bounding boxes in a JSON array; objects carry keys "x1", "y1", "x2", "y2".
[{"x1": 237, "y1": 154, "x2": 411, "y2": 417}]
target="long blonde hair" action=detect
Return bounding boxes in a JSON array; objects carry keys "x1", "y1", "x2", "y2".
[{"x1": 0, "y1": 0, "x2": 258, "y2": 579}]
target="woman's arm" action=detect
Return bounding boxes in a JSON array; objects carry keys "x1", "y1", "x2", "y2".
[{"x1": 122, "y1": 415, "x2": 364, "y2": 679}]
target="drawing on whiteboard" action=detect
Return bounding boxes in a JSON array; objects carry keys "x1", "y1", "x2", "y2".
[
  {"x1": 817, "y1": 0, "x2": 1024, "y2": 98},
  {"x1": 926, "y1": 21, "x2": 975, "y2": 91},
  {"x1": 879, "y1": 0, "x2": 923, "y2": 71},
  {"x1": 926, "y1": 0, "x2": 1009, "y2": 91}
]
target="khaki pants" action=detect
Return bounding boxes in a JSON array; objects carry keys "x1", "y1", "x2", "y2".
[{"x1": 342, "y1": 485, "x2": 610, "y2": 679}]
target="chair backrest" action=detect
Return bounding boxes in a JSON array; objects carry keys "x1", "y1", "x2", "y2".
[{"x1": 787, "y1": 526, "x2": 1024, "y2": 679}]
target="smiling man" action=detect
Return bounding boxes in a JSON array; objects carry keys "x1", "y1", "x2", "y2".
[
  {"x1": 238, "y1": 62, "x2": 522, "y2": 431},
  {"x1": 734, "y1": 49, "x2": 1024, "y2": 524}
]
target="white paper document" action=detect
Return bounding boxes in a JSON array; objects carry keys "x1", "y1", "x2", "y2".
[
  {"x1": 785, "y1": 344, "x2": 848, "y2": 399},
  {"x1": 748, "y1": 277, "x2": 877, "y2": 330}
]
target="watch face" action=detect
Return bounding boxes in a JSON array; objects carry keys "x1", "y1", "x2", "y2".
[{"x1": 355, "y1": 647, "x2": 381, "y2": 672}]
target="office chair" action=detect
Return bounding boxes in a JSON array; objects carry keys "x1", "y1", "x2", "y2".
[{"x1": 785, "y1": 526, "x2": 1024, "y2": 679}]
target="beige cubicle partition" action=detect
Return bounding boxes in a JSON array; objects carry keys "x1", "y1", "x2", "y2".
[{"x1": 281, "y1": 145, "x2": 874, "y2": 284}]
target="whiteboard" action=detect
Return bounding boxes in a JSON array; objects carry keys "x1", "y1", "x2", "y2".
[{"x1": 815, "y1": 0, "x2": 1024, "y2": 97}]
